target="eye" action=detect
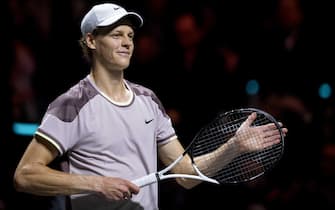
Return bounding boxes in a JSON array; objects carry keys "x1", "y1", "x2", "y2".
[
  {"x1": 128, "y1": 34, "x2": 134, "y2": 40},
  {"x1": 109, "y1": 32, "x2": 121, "y2": 38}
]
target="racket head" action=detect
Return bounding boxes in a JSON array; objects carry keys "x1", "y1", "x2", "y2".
[{"x1": 187, "y1": 107, "x2": 285, "y2": 184}]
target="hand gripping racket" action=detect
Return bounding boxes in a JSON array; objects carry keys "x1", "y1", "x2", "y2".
[{"x1": 132, "y1": 108, "x2": 285, "y2": 187}]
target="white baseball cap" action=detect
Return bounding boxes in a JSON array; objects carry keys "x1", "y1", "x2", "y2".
[{"x1": 80, "y1": 3, "x2": 143, "y2": 35}]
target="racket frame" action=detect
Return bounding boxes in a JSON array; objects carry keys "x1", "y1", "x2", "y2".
[
  {"x1": 132, "y1": 154, "x2": 219, "y2": 187},
  {"x1": 133, "y1": 107, "x2": 285, "y2": 187}
]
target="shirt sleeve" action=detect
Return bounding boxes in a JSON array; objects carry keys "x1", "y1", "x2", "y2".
[
  {"x1": 36, "y1": 113, "x2": 80, "y2": 155},
  {"x1": 151, "y1": 92, "x2": 177, "y2": 145}
]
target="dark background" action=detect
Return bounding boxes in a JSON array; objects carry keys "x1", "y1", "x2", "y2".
[{"x1": 1, "y1": 0, "x2": 335, "y2": 209}]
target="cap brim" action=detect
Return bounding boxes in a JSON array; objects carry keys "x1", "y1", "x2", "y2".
[{"x1": 98, "y1": 12, "x2": 143, "y2": 29}]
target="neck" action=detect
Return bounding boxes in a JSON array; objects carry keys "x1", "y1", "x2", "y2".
[{"x1": 90, "y1": 71, "x2": 131, "y2": 103}]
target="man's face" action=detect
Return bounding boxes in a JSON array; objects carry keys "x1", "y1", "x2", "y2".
[{"x1": 93, "y1": 25, "x2": 135, "y2": 71}]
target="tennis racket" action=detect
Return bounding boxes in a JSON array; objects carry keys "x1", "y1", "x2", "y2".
[{"x1": 132, "y1": 107, "x2": 285, "y2": 187}]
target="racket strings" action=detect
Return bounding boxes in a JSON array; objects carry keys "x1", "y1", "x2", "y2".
[
  {"x1": 215, "y1": 144, "x2": 283, "y2": 182},
  {"x1": 191, "y1": 111, "x2": 284, "y2": 184},
  {"x1": 191, "y1": 115, "x2": 246, "y2": 177},
  {"x1": 192, "y1": 117, "x2": 244, "y2": 155}
]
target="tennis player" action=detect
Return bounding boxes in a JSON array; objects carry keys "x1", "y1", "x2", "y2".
[{"x1": 13, "y1": 2, "x2": 286, "y2": 210}]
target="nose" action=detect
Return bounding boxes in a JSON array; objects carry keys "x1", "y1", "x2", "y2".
[{"x1": 121, "y1": 36, "x2": 133, "y2": 48}]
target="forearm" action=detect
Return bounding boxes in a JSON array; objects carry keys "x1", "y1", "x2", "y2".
[
  {"x1": 14, "y1": 163, "x2": 101, "y2": 196},
  {"x1": 194, "y1": 137, "x2": 239, "y2": 177},
  {"x1": 158, "y1": 138, "x2": 240, "y2": 189}
]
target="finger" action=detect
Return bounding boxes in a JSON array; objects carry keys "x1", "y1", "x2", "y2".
[
  {"x1": 263, "y1": 124, "x2": 288, "y2": 137},
  {"x1": 240, "y1": 112, "x2": 257, "y2": 128},
  {"x1": 281, "y1": 127, "x2": 288, "y2": 135},
  {"x1": 261, "y1": 123, "x2": 280, "y2": 132},
  {"x1": 114, "y1": 191, "x2": 124, "y2": 200},
  {"x1": 264, "y1": 127, "x2": 282, "y2": 137},
  {"x1": 127, "y1": 181, "x2": 140, "y2": 195},
  {"x1": 278, "y1": 122, "x2": 289, "y2": 134},
  {"x1": 263, "y1": 140, "x2": 280, "y2": 148},
  {"x1": 263, "y1": 135, "x2": 281, "y2": 147},
  {"x1": 123, "y1": 191, "x2": 131, "y2": 200}
]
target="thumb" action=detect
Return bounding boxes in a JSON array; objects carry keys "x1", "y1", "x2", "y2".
[{"x1": 240, "y1": 112, "x2": 257, "y2": 128}]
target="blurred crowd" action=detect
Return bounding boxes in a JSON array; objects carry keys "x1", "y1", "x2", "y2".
[{"x1": 1, "y1": 0, "x2": 334, "y2": 209}]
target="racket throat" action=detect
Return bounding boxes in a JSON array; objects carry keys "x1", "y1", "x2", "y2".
[{"x1": 192, "y1": 164, "x2": 219, "y2": 185}]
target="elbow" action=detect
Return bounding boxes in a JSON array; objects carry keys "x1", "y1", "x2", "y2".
[
  {"x1": 176, "y1": 178, "x2": 199, "y2": 190},
  {"x1": 13, "y1": 166, "x2": 33, "y2": 193},
  {"x1": 13, "y1": 174, "x2": 25, "y2": 192}
]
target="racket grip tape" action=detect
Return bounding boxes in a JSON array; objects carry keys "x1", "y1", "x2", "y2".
[{"x1": 132, "y1": 173, "x2": 159, "y2": 188}]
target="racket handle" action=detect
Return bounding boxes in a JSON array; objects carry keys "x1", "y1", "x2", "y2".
[{"x1": 132, "y1": 173, "x2": 158, "y2": 188}]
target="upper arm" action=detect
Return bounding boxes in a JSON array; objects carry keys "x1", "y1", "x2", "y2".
[
  {"x1": 158, "y1": 138, "x2": 191, "y2": 173},
  {"x1": 16, "y1": 136, "x2": 59, "y2": 172},
  {"x1": 158, "y1": 138, "x2": 200, "y2": 189}
]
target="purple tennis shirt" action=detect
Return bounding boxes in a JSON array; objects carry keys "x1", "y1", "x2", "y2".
[{"x1": 35, "y1": 74, "x2": 177, "y2": 210}]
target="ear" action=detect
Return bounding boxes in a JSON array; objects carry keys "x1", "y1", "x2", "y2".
[{"x1": 85, "y1": 33, "x2": 96, "y2": 50}]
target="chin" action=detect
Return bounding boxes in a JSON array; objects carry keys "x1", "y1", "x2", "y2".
[
  {"x1": 118, "y1": 63, "x2": 130, "y2": 70},
  {"x1": 118, "y1": 59, "x2": 130, "y2": 67},
  {"x1": 122, "y1": 62, "x2": 130, "y2": 68}
]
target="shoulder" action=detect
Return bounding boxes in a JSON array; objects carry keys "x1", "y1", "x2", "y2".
[
  {"x1": 46, "y1": 77, "x2": 98, "y2": 122},
  {"x1": 126, "y1": 80, "x2": 170, "y2": 116},
  {"x1": 126, "y1": 80, "x2": 156, "y2": 97},
  {"x1": 126, "y1": 80, "x2": 162, "y2": 103}
]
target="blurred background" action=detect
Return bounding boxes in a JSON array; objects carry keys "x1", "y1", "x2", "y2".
[{"x1": 1, "y1": 0, "x2": 334, "y2": 209}]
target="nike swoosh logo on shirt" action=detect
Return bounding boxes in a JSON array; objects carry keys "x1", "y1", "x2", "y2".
[{"x1": 145, "y1": 119, "x2": 154, "y2": 124}]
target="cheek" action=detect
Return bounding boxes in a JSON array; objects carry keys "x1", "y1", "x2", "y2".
[
  {"x1": 129, "y1": 48, "x2": 134, "y2": 56},
  {"x1": 101, "y1": 43, "x2": 117, "y2": 57},
  {"x1": 99, "y1": 38, "x2": 119, "y2": 50}
]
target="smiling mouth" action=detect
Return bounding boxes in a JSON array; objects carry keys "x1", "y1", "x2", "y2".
[{"x1": 118, "y1": 52, "x2": 130, "y2": 57}]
